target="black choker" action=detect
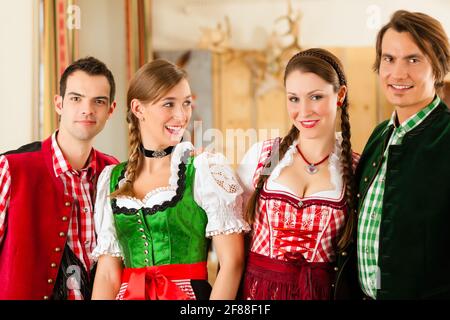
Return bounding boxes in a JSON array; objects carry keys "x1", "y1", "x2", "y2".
[{"x1": 141, "y1": 144, "x2": 174, "y2": 158}]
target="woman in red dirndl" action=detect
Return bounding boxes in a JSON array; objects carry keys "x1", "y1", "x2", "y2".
[{"x1": 237, "y1": 48, "x2": 359, "y2": 300}]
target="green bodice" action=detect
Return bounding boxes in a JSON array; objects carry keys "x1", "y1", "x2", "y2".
[{"x1": 110, "y1": 153, "x2": 209, "y2": 268}]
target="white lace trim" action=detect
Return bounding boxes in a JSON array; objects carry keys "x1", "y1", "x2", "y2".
[
  {"x1": 169, "y1": 141, "x2": 194, "y2": 186},
  {"x1": 269, "y1": 132, "x2": 344, "y2": 192},
  {"x1": 269, "y1": 142, "x2": 297, "y2": 182},
  {"x1": 203, "y1": 198, "x2": 251, "y2": 238},
  {"x1": 91, "y1": 236, "x2": 124, "y2": 261},
  {"x1": 117, "y1": 142, "x2": 193, "y2": 205},
  {"x1": 195, "y1": 152, "x2": 243, "y2": 198},
  {"x1": 123, "y1": 186, "x2": 176, "y2": 205},
  {"x1": 109, "y1": 142, "x2": 249, "y2": 238},
  {"x1": 90, "y1": 250, "x2": 124, "y2": 260},
  {"x1": 206, "y1": 225, "x2": 251, "y2": 238}
]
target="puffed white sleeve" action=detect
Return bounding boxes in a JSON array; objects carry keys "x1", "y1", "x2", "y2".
[
  {"x1": 193, "y1": 152, "x2": 251, "y2": 238},
  {"x1": 91, "y1": 164, "x2": 124, "y2": 261}
]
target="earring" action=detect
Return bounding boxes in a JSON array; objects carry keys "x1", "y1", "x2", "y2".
[{"x1": 337, "y1": 101, "x2": 342, "y2": 107}]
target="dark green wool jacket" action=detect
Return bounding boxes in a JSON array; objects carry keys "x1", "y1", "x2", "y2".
[{"x1": 335, "y1": 101, "x2": 450, "y2": 299}]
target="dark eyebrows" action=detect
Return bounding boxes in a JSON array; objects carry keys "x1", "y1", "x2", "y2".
[
  {"x1": 287, "y1": 90, "x2": 324, "y2": 95},
  {"x1": 404, "y1": 54, "x2": 423, "y2": 60},
  {"x1": 162, "y1": 95, "x2": 192, "y2": 101},
  {"x1": 94, "y1": 96, "x2": 109, "y2": 101},
  {"x1": 66, "y1": 92, "x2": 109, "y2": 103},
  {"x1": 307, "y1": 90, "x2": 324, "y2": 95},
  {"x1": 66, "y1": 92, "x2": 84, "y2": 97},
  {"x1": 381, "y1": 53, "x2": 424, "y2": 60}
]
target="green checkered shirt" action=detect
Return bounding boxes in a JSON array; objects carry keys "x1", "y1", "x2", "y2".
[{"x1": 357, "y1": 96, "x2": 441, "y2": 299}]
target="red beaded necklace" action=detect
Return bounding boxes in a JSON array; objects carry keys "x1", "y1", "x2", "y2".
[{"x1": 295, "y1": 145, "x2": 330, "y2": 174}]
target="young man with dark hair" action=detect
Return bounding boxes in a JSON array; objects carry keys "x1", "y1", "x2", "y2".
[
  {"x1": 336, "y1": 10, "x2": 450, "y2": 300},
  {"x1": 0, "y1": 57, "x2": 119, "y2": 300}
]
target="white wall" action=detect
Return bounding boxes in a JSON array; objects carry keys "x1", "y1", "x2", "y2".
[
  {"x1": 78, "y1": 0, "x2": 128, "y2": 161},
  {"x1": 0, "y1": 0, "x2": 36, "y2": 152},
  {"x1": 153, "y1": 0, "x2": 450, "y2": 50},
  {"x1": 0, "y1": 0, "x2": 128, "y2": 160}
]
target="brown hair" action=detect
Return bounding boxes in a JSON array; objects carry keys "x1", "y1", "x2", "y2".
[
  {"x1": 244, "y1": 48, "x2": 356, "y2": 251},
  {"x1": 60, "y1": 56, "x2": 116, "y2": 102},
  {"x1": 111, "y1": 59, "x2": 187, "y2": 198},
  {"x1": 373, "y1": 10, "x2": 450, "y2": 89}
]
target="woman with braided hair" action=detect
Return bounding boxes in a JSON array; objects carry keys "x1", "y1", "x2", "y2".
[
  {"x1": 237, "y1": 48, "x2": 359, "y2": 300},
  {"x1": 90, "y1": 59, "x2": 250, "y2": 300}
]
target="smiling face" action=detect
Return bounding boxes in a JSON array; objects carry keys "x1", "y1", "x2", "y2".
[
  {"x1": 54, "y1": 70, "x2": 115, "y2": 143},
  {"x1": 379, "y1": 28, "x2": 436, "y2": 111},
  {"x1": 286, "y1": 70, "x2": 344, "y2": 140},
  {"x1": 133, "y1": 78, "x2": 192, "y2": 149}
]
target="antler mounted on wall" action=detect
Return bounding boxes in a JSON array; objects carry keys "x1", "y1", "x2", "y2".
[
  {"x1": 198, "y1": 16, "x2": 232, "y2": 55},
  {"x1": 197, "y1": 0, "x2": 302, "y2": 97}
]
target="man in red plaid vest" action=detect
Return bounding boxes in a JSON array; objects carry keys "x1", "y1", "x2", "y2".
[{"x1": 0, "y1": 57, "x2": 119, "y2": 300}]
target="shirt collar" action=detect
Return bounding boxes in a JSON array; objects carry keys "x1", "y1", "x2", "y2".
[
  {"x1": 382, "y1": 95, "x2": 441, "y2": 135},
  {"x1": 51, "y1": 130, "x2": 97, "y2": 180}
]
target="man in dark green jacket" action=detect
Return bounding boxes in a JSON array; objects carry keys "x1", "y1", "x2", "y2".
[{"x1": 335, "y1": 10, "x2": 450, "y2": 300}]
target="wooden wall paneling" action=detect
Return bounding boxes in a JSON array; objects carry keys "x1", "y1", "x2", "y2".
[
  {"x1": 213, "y1": 47, "x2": 394, "y2": 157},
  {"x1": 328, "y1": 47, "x2": 378, "y2": 153},
  {"x1": 213, "y1": 52, "x2": 255, "y2": 167},
  {"x1": 256, "y1": 88, "x2": 288, "y2": 140}
]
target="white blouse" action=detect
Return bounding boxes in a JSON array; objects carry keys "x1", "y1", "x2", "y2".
[
  {"x1": 237, "y1": 133, "x2": 344, "y2": 201},
  {"x1": 92, "y1": 142, "x2": 250, "y2": 260}
]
